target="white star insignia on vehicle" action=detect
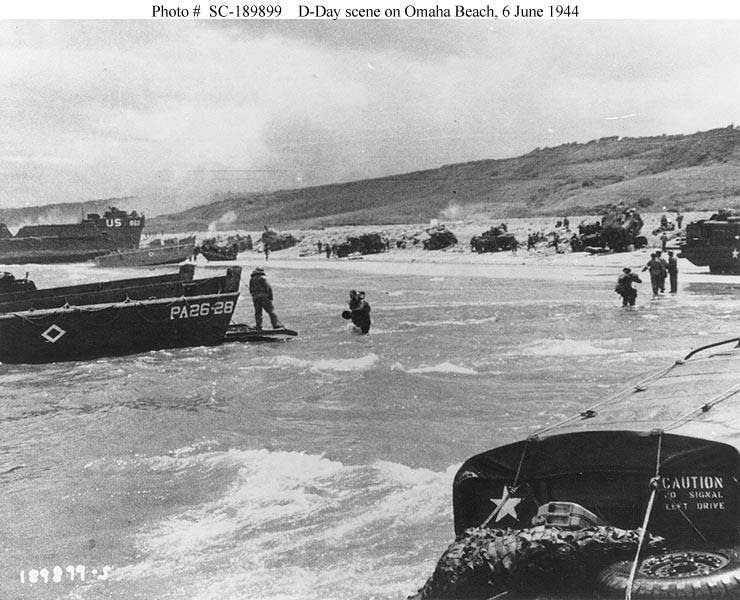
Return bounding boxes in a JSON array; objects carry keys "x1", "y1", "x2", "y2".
[
  {"x1": 490, "y1": 487, "x2": 522, "y2": 522},
  {"x1": 732, "y1": 248, "x2": 739, "y2": 259}
]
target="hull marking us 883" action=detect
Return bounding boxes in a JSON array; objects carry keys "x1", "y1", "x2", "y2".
[{"x1": 170, "y1": 300, "x2": 235, "y2": 320}]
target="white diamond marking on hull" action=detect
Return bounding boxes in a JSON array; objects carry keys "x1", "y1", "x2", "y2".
[{"x1": 42, "y1": 324, "x2": 66, "y2": 343}]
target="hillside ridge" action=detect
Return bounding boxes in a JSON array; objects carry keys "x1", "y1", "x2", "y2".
[
  {"x1": 149, "y1": 124, "x2": 739, "y2": 232},
  {"x1": 2, "y1": 125, "x2": 738, "y2": 233}
]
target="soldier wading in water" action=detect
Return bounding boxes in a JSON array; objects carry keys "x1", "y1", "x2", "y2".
[
  {"x1": 342, "y1": 290, "x2": 371, "y2": 334},
  {"x1": 615, "y1": 267, "x2": 642, "y2": 307}
]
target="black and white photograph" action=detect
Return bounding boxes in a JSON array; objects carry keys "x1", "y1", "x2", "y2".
[{"x1": 2, "y1": 6, "x2": 740, "y2": 600}]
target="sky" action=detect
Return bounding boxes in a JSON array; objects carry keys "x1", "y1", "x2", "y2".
[{"x1": 1, "y1": 17, "x2": 739, "y2": 215}]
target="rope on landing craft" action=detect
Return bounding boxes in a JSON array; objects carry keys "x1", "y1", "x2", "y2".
[
  {"x1": 663, "y1": 383, "x2": 740, "y2": 431},
  {"x1": 530, "y1": 362, "x2": 677, "y2": 438},
  {"x1": 625, "y1": 432, "x2": 662, "y2": 600},
  {"x1": 529, "y1": 335, "x2": 740, "y2": 440}
]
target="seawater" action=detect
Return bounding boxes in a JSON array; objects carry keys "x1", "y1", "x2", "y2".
[{"x1": 1, "y1": 261, "x2": 738, "y2": 600}]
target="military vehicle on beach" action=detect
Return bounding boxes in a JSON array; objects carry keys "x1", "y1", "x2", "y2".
[
  {"x1": 261, "y1": 228, "x2": 299, "y2": 252},
  {"x1": 570, "y1": 205, "x2": 647, "y2": 253},
  {"x1": 422, "y1": 224, "x2": 457, "y2": 250},
  {"x1": 679, "y1": 209, "x2": 740, "y2": 273},
  {"x1": 470, "y1": 226, "x2": 517, "y2": 253},
  {"x1": 335, "y1": 233, "x2": 387, "y2": 258}
]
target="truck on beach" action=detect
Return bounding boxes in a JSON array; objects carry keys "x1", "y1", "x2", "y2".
[{"x1": 679, "y1": 210, "x2": 740, "y2": 273}]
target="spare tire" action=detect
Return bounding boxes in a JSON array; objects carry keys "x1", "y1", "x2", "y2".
[{"x1": 596, "y1": 549, "x2": 740, "y2": 599}]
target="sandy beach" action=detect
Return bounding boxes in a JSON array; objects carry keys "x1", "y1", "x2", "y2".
[{"x1": 191, "y1": 210, "x2": 740, "y2": 288}]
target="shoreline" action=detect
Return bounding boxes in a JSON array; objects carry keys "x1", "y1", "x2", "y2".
[
  {"x1": 198, "y1": 245, "x2": 740, "y2": 286},
  {"x1": 163, "y1": 209, "x2": 738, "y2": 285}
]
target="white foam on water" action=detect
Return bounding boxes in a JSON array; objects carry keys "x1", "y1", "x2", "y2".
[
  {"x1": 168, "y1": 440, "x2": 223, "y2": 457},
  {"x1": 115, "y1": 449, "x2": 456, "y2": 600},
  {"x1": 595, "y1": 337, "x2": 633, "y2": 349},
  {"x1": 266, "y1": 353, "x2": 379, "y2": 372},
  {"x1": 382, "y1": 300, "x2": 508, "y2": 312},
  {"x1": 392, "y1": 362, "x2": 479, "y2": 375},
  {"x1": 365, "y1": 327, "x2": 401, "y2": 334},
  {"x1": 316, "y1": 460, "x2": 457, "y2": 542},
  {"x1": 399, "y1": 314, "x2": 498, "y2": 328},
  {"x1": 517, "y1": 338, "x2": 624, "y2": 357},
  {"x1": 115, "y1": 450, "x2": 348, "y2": 575}
]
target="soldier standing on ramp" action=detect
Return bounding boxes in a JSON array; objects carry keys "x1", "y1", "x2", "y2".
[{"x1": 249, "y1": 267, "x2": 283, "y2": 330}]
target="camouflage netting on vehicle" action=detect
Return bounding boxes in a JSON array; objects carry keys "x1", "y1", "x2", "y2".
[
  {"x1": 262, "y1": 229, "x2": 299, "y2": 251},
  {"x1": 410, "y1": 525, "x2": 665, "y2": 600},
  {"x1": 336, "y1": 233, "x2": 387, "y2": 257},
  {"x1": 422, "y1": 225, "x2": 458, "y2": 250}
]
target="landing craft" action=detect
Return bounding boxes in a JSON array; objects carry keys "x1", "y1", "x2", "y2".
[
  {"x1": 0, "y1": 264, "x2": 240, "y2": 363},
  {"x1": 0, "y1": 207, "x2": 144, "y2": 264}
]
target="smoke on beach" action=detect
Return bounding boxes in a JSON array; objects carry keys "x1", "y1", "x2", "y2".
[{"x1": 208, "y1": 211, "x2": 238, "y2": 232}]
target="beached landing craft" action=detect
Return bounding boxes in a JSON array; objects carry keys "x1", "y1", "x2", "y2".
[
  {"x1": 94, "y1": 239, "x2": 196, "y2": 268},
  {"x1": 413, "y1": 338, "x2": 740, "y2": 600},
  {"x1": 0, "y1": 207, "x2": 145, "y2": 264},
  {"x1": 0, "y1": 264, "x2": 241, "y2": 363}
]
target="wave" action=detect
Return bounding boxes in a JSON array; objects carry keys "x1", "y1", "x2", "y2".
[
  {"x1": 392, "y1": 361, "x2": 479, "y2": 375},
  {"x1": 597, "y1": 337, "x2": 633, "y2": 349},
  {"x1": 517, "y1": 338, "x2": 629, "y2": 357},
  {"x1": 265, "y1": 353, "x2": 379, "y2": 373},
  {"x1": 399, "y1": 315, "x2": 498, "y2": 328},
  {"x1": 114, "y1": 448, "x2": 457, "y2": 600},
  {"x1": 363, "y1": 327, "x2": 400, "y2": 335}
]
